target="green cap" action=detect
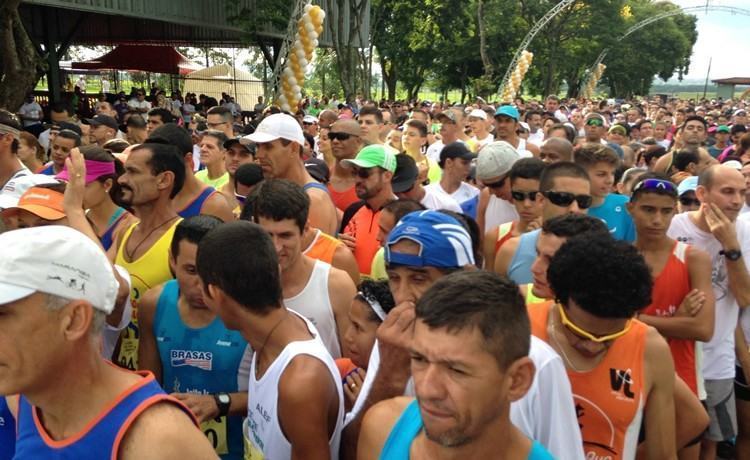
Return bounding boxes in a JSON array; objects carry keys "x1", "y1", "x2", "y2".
[
  {"x1": 717, "y1": 125, "x2": 730, "y2": 134},
  {"x1": 341, "y1": 144, "x2": 397, "y2": 173}
]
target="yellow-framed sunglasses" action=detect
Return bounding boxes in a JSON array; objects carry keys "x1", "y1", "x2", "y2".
[{"x1": 557, "y1": 303, "x2": 632, "y2": 343}]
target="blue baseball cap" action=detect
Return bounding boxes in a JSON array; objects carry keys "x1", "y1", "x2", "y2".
[
  {"x1": 677, "y1": 176, "x2": 698, "y2": 196},
  {"x1": 385, "y1": 210, "x2": 475, "y2": 268},
  {"x1": 494, "y1": 105, "x2": 520, "y2": 121}
]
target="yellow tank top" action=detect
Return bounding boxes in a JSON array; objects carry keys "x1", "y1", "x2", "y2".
[{"x1": 114, "y1": 219, "x2": 181, "y2": 369}]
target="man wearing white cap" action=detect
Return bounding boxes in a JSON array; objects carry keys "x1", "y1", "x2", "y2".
[
  {"x1": 0, "y1": 226, "x2": 216, "y2": 460},
  {"x1": 476, "y1": 141, "x2": 520, "y2": 234},
  {"x1": 244, "y1": 113, "x2": 338, "y2": 235},
  {"x1": 468, "y1": 108, "x2": 494, "y2": 150}
]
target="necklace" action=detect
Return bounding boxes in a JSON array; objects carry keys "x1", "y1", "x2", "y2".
[
  {"x1": 255, "y1": 313, "x2": 288, "y2": 377},
  {"x1": 125, "y1": 216, "x2": 178, "y2": 260},
  {"x1": 548, "y1": 310, "x2": 603, "y2": 373}
]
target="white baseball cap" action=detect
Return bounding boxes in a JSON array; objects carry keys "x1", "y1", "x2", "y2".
[
  {"x1": 243, "y1": 113, "x2": 305, "y2": 145},
  {"x1": 0, "y1": 174, "x2": 58, "y2": 210},
  {"x1": 0, "y1": 226, "x2": 118, "y2": 313},
  {"x1": 468, "y1": 109, "x2": 487, "y2": 120}
]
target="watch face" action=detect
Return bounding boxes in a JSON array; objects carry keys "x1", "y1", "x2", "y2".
[{"x1": 219, "y1": 394, "x2": 231, "y2": 404}]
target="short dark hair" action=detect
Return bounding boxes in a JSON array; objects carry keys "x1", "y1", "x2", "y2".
[
  {"x1": 548, "y1": 233, "x2": 652, "y2": 319},
  {"x1": 135, "y1": 141, "x2": 186, "y2": 198},
  {"x1": 673, "y1": 150, "x2": 699, "y2": 172},
  {"x1": 382, "y1": 199, "x2": 425, "y2": 223},
  {"x1": 148, "y1": 124, "x2": 193, "y2": 157},
  {"x1": 57, "y1": 129, "x2": 82, "y2": 147},
  {"x1": 356, "y1": 279, "x2": 396, "y2": 323},
  {"x1": 404, "y1": 119, "x2": 427, "y2": 137},
  {"x1": 539, "y1": 161, "x2": 590, "y2": 193},
  {"x1": 202, "y1": 130, "x2": 229, "y2": 148},
  {"x1": 575, "y1": 143, "x2": 620, "y2": 169},
  {"x1": 206, "y1": 106, "x2": 233, "y2": 122},
  {"x1": 509, "y1": 157, "x2": 545, "y2": 185},
  {"x1": 235, "y1": 163, "x2": 264, "y2": 189},
  {"x1": 0, "y1": 110, "x2": 22, "y2": 153},
  {"x1": 682, "y1": 115, "x2": 707, "y2": 131},
  {"x1": 197, "y1": 221, "x2": 282, "y2": 314},
  {"x1": 252, "y1": 179, "x2": 309, "y2": 233},
  {"x1": 171, "y1": 215, "x2": 224, "y2": 258},
  {"x1": 548, "y1": 123, "x2": 576, "y2": 144},
  {"x1": 358, "y1": 106, "x2": 383, "y2": 123},
  {"x1": 147, "y1": 108, "x2": 174, "y2": 124},
  {"x1": 541, "y1": 213, "x2": 609, "y2": 239},
  {"x1": 629, "y1": 172, "x2": 677, "y2": 202},
  {"x1": 415, "y1": 270, "x2": 530, "y2": 370},
  {"x1": 524, "y1": 110, "x2": 542, "y2": 122},
  {"x1": 49, "y1": 102, "x2": 72, "y2": 116}
]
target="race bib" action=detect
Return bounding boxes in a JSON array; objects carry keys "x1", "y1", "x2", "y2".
[
  {"x1": 244, "y1": 433, "x2": 264, "y2": 460},
  {"x1": 202, "y1": 416, "x2": 228, "y2": 455}
]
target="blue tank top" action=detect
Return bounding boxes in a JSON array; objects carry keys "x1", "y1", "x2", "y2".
[
  {"x1": 0, "y1": 397, "x2": 15, "y2": 460},
  {"x1": 303, "y1": 182, "x2": 330, "y2": 194},
  {"x1": 380, "y1": 399, "x2": 554, "y2": 460},
  {"x1": 100, "y1": 208, "x2": 127, "y2": 252},
  {"x1": 508, "y1": 229, "x2": 540, "y2": 285},
  {"x1": 154, "y1": 280, "x2": 247, "y2": 460},
  {"x1": 178, "y1": 187, "x2": 217, "y2": 218},
  {"x1": 13, "y1": 372, "x2": 192, "y2": 459}
]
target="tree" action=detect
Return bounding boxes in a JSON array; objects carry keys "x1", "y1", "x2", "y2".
[
  {"x1": 324, "y1": 0, "x2": 370, "y2": 102},
  {"x1": 0, "y1": 0, "x2": 46, "y2": 110}
]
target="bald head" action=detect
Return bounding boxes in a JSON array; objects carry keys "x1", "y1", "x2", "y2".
[
  {"x1": 699, "y1": 164, "x2": 743, "y2": 189},
  {"x1": 318, "y1": 110, "x2": 339, "y2": 129},
  {"x1": 539, "y1": 137, "x2": 573, "y2": 163}
]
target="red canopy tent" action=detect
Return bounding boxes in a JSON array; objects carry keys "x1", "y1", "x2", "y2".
[{"x1": 72, "y1": 45, "x2": 201, "y2": 75}]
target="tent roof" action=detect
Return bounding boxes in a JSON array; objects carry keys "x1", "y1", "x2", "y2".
[
  {"x1": 72, "y1": 45, "x2": 201, "y2": 75},
  {"x1": 712, "y1": 77, "x2": 750, "y2": 86}
]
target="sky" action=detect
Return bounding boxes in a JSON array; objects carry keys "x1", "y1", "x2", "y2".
[{"x1": 668, "y1": 0, "x2": 750, "y2": 82}]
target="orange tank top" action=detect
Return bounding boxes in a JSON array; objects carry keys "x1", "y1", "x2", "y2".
[
  {"x1": 641, "y1": 241, "x2": 696, "y2": 394},
  {"x1": 304, "y1": 228, "x2": 342, "y2": 265},
  {"x1": 494, "y1": 221, "x2": 517, "y2": 254},
  {"x1": 528, "y1": 302, "x2": 647, "y2": 460},
  {"x1": 343, "y1": 205, "x2": 381, "y2": 276},
  {"x1": 328, "y1": 184, "x2": 359, "y2": 212}
]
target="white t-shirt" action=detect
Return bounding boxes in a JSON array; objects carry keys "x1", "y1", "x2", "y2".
[
  {"x1": 346, "y1": 336, "x2": 584, "y2": 460},
  {"x1": 667, "y1": 212, "x2": 750, "y2": 380},
  {"x1": 741, "y1": 203, "x2": 750, "y2": 216},
  {"x1": 420, "y1": 187, "x2": 462, "y2": 212},
  {"x1": 102, "y1": 79, "x2": 111, "y2": 94},
  {"x1": 472, "y1": 133, "x2": 494, "y2": 150},
  {"x1": 425, "y1": 182, "x2": 479, "y2": 207},
  {"x1": 18, "y1": 102, "x2": 43, "y2": 127},
  {"x1": 527, "y1": 129, "x2": 544, "y2": 147},
  {"x1": 128, "y1": 99, "x2": 151, "y2": 120},
  {"x1": 484, "y1": 194, "x2": 520, "y2": 233}
]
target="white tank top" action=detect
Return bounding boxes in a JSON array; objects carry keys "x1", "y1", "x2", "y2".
[
  {"x1": 283, "y1": 259, "x2": 342, "y2": 358},
  {"x1": 245, "y1": 312, "x2": 344, "y2": 460},
  {"x1": 484, "y1": 195, "x2": 519, "y2": 234}
]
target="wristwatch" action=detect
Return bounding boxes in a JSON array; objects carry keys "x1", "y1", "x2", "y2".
[
  {"x1": 720, "y1": 249, "x2": 743, "y2": 262},
  {"x1": 213, "y1": 392, "x2": 231, "y2": 417}
]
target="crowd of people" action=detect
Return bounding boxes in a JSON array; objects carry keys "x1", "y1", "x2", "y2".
[{"x1": 1, "y1": 88, "x2": 749, "y2": 460}]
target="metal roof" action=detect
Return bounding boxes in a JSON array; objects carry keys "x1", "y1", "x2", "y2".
[{"x1": 712, "y1": 77, "x2": 750, "y2": 86}]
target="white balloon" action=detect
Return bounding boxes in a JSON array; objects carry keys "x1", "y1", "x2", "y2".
[
  {"x1": 282, "y1": 103, "x2": 291, "y2": 112},
  {"x1": 293, "y1": 85, "x2": 301, "y2": 94},
  {"x1": 313, "y1": 39, "x2": 319, "y2": 47},
  {"x1": 305, "y1": 22, "x2": 315, "y2": 34},
  {"x1": 304, "y1": 4, "x2": 312, "y2": 12},
  {"x1": 319, "y1": 10, "x2": 325, "y2": 19},
  {"x1": 288, "y1": 76, "x2": 297, "y2": 87},
  {"x1": 299, "y1": 58, "x2": 308, "y2": 68}
]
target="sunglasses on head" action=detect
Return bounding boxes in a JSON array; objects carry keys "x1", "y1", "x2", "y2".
[
  {"x1": 632, "y1": 178, "x2": 677, "y2": 195},
  {"x1": 484, "y1": 176, "x2": 507, "y2": 189},
  {"x1": 234, "y1": 193, "x2": 246, "y2": 204},
  {"x1": 542, "y1": 191, "x2": 593, "y2": 209},
  {"x1": 558, "y1": 304, "x2": 632, "y2": 343},
  {"x1": 328, "y1": 132, "x2": 353, "y2": 141},
  {"x1": 586, "y1": 118, "x2": 604, "y2": 127},
  {"x1": 511, "y1": 190, "x2": 539, "y2": 202},
  {"x1": 679, "y1": 196, "x2": 700, "y2": 207}
]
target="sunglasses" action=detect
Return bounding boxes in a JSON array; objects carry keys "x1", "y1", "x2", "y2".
[
  {"x1": 586, "y1": 118, "x2": 604, "y2": 127},
  {"x1": 484, "y1": 176, "x2": 507, "y2": 189},
  {"x1": 235, "y1": 193, "x2": 246, "y2": 204},
  {"x1": 328, "y1": 132, "x2": 353, "y2": 141},
  {"x1": 354, "y1": 167, "x2": 375, "y2": 178},
  {"x1": 542, "y1": 191, "x2": 593, "y2": 209},
  {"x1": 558, "y1": 304, "x2": 632, "y2": 343},
  {"x1": 679, "y1": 196, "x2": 700, "y2": 207},
  {"x1": 632, "y1": 178, "x2": 677, "y2": 195},
  {"x1": 511, "y1": 190, "x2": 539, "y2": 202},
  {"x1": 303, "y1": 122, "x2": 316, "y2": 126}
]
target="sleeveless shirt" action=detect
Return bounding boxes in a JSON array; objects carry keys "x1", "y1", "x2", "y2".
[
  {"x1": 528, "y1": 303, "x2": 647, "y2": 460},
  {"x1": 283, "y1": 260, "x2": 342, "y2": 359},
  {"x1": 327, "y1": 184, "x2": 359, "y2": 212},
  {"x1": 641, "y1": 241, "x2": 699, "y2": 395},
  {"x1": 0, "y1": 397, "x2": 14, "y2": 460},
  {"x1": 303, "y1": 229, "x2": 342, "y2": 266},
  {"x1": 495, "y1": 221, "x2": 517, "y2": 255},
  {"x1": 14, "y1": 371, "x2": 196, "y2": 460},
  {"x1": 114, "y1": 219, "x2": 181, "y2": 370},
  {"x1": 154, "y1": 280, "x2": 248, "y2": 459},
  {"x1": 178, "y1": 187, "x2": 218, "y2": 219},
  {"x1": 244, "y1": 313, "x2": 343, "y2": 460},
  {"x1": 100, "y1": 208, "x2": 128, "y2": 252},
  {"x1": 508, "y1": 229, "x2": 540, "y2": 285}
]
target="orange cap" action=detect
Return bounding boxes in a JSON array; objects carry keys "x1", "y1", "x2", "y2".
[{"x1": 14, "y1": 187, "x2": 66, "y2": 221}]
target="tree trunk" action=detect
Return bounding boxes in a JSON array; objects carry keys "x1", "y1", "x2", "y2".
[
  {"x1": 477, "y1": 0, "x2": 492, "y2": 78},
  {"x1": 0, "y1": 0, "x2": 46, "y2": 110}
]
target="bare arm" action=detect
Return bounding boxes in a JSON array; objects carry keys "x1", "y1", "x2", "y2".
[
  {"x1": 136, "y1": 285, "x2": 164, "y2": 384},
  {"x1": 494, "y1": 236, "x2": 521, "y2": 276},
  {"x1": 643, "y1": 328, "x2": 678, "y2": 459},
  {"x1": 278, "y1": 355, "x2": 340, "y2": 460},
  {"x1": 329, "y1": 267, "x2": 357, "y2": 357},
  {"x1": 736, "y1": 325, "x2": 750, "y2": 382},
  {"x1": 332, "y1": 244, "x2": 361, "y2": 285},
  {"x1": 639, "y1": 248, "x2": 715, "y2": 341},
  {"x1": 200, "y1": 192, "x2": 236, "y2": 223},
  {"x1": 308, "y1": 190, "x2": 339, "y2": 236},
  {"x1": 525, "y1": 142, "x2": 540, "y2": 157},
  {"x1": 705, "y1": 203, "x2": 750, "y2": 307},
  {"x1": 120, "y1": 401, "x2": 218, "y2": 460},
  {"x1": 357, "y1": 397, "x2": 412, "y2": 460}
]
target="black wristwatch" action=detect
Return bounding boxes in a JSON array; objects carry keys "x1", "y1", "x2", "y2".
[
  {"x1": 213, "y1": 392, "x2": 231, "y2": 417},
  {"x1": 720, "y1": 249, "x2": 743, "y2": 262}
]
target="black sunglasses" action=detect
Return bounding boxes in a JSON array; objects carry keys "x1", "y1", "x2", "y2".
[
  {"x1": 542, "y1": 191, "x2": 593, "y2": 209},
  {"x1": 679, "y1": 196, "x2": 700, "y2": 207},
  {"x1": 511, "y1": 190, "x2": 539, "y2": 202},
  {"x1": 329, "y1": 132, "x2": 353, "y2": 141},
  {"x1": 484, "y1": 176, "x2": 507, "y2": 189},
  {"x1": 354, "y1": 167, "x2": 375, "y2": 178}
]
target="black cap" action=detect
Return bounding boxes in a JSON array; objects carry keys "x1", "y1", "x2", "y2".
[
  {"x1": 57, "y1": 121, "x2": 82, "y2": 136},
  {"x1": 439, "y1": 142, "x2": 474, "y2": 166},
  {"x1": 305, "y1": 158, "x2": 330, "y2": 184},
  {"x1": 84, "y1": 114, "x2": 119, "y2": 131},
  {"x1": 224, "y1": 137, "x2": 254, "y2": 154},
  {"x1": 235, "y1": 163, "x2": 264, "y2": 187},
  {"x1": 391, "y1": 154, "x2": 419, "y2": 193}
]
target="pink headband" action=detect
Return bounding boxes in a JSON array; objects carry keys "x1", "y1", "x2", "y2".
[{"x1": 56, "y1": 160, "x2": 116, "y2": 184}]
